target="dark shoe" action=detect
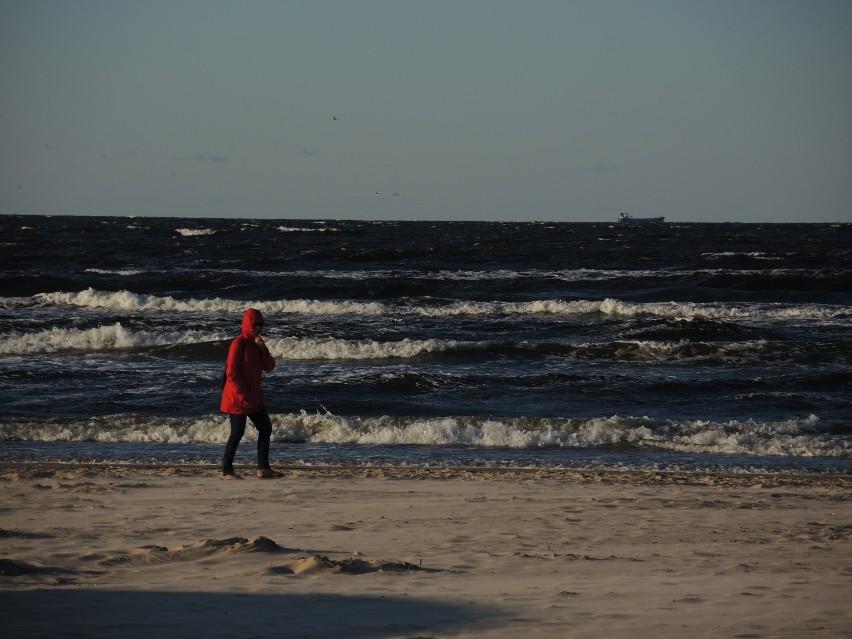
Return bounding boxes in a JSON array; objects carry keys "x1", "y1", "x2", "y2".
[
  {"x1": 256, "y1": 468, "x2": 281, "y2": 479},
  {"x1": 220, "y1": 472, "x2": 243, "y2": 480}
]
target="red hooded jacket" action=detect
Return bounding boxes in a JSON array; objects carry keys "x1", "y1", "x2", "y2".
[{"x1": 220, "y1": 308, "x2": 276, "y2": 415}]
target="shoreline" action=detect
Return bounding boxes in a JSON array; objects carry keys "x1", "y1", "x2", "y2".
[
  {"x1": 3, "y1": 460, "x2": 850, "y2": 487},
  {"x1": 2, "y1": 462, "x2": 850, "y2": 637}
]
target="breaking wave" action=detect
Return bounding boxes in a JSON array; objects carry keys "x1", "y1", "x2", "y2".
[
  {"x1": 176, "y1": 228, "x2": 215, "y2": 237},
  {"x1": 28, "y1": 289, "x2": 385, "y2": 316},
  {"x1": 276, "y1": 226, "x2": 339, "y2": 233},
  {"x1": 0, "y1": 323, "x2": 224, "y2": 354},
  {"x1": 1, "y1": 413, "x2": 846, "y2": 459},
  {"x1": 14, "y1": 288, "x2": 850, "y2": 322},
  {"x1": 0, "y1": 324, "x2": 799, "y2": 365}
]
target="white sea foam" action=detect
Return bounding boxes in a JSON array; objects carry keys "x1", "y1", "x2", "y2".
[
  {"x1": 1, "y1": 414, "x2": 845, "y2": 459},
  {"x1": 701, "y1": 251, "x2": 784, "y2": 260},
  {"x1": 0, "y1": 324, "x2": 478, "y2": 359},
  {"x1": 573, "y1": 339, "x2": 770, "y2": 363},
  {"x1": 283, "y1": 414, "x2": 848, "y2": 458},
  {"x1": 30, "y1": 288, "x2": 385, "y2": 316},
  {"x1": 409, "y1": 298, "x2": 849, "y2": 322},
  {"x1": 266, "y1": 337, "x2": 484, "y2": 360},
  {"x1": 0, "y1": 415, "x2": 230, "y2": 444},
  {"x1": 276, "y1": 226, "x2": 339, "y2": 233},
  {"x1": 0, "y1": 323, "x2": 223, "y2": 354},
  {"x1": 176, "y1": 228, "x2": 215, "y2": 236},
  {"x1": 85, "y1": 268, "x2": 146, "y2": 276},
  {"x1": 0, "y1": 331, "x2": 799, "y2": 364},
  {"x1": 661, "y1": 415, "x2": 839, "y2": 457},
  {"x1": 16, "y1": 289, "x2": 850, "y2": 323}
]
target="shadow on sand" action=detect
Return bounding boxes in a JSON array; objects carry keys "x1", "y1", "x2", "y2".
[{"x1": 2, "y1": 589, "x2": 504, "y2": 638}]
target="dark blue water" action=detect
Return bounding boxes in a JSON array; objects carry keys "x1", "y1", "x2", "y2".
[{"x1": 1, "y1": 216, "x2": 850, "y2": 474}]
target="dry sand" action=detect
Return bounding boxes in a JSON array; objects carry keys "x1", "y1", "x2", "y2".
[{"x1": 1, "y1": 464, "x2": 849, "y2": 638}]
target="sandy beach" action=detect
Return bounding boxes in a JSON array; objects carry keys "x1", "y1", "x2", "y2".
[{"x1": 1, "y1": 464, "x2": 849, "y2": 638}]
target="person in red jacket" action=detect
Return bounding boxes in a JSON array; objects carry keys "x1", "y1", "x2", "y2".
[{"x1": 220, "y1": 308, "x2": 277, "y2": 479}]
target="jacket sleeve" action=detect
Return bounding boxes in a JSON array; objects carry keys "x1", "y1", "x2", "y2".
[
  {"x1": 261, "y1": 346, "x2": 275, "y2": 372},
  {"x1": 226, "y1": 338, "x2": 250, "y2": 407}
]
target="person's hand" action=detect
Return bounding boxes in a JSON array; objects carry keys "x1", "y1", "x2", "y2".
[{"x1": 255, "y1": 336, "x2": 265, "y2": 348}]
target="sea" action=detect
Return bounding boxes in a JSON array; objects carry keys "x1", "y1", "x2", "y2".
[{"x1": 1, "y1": 215, "x2": 850, "y2": 476}]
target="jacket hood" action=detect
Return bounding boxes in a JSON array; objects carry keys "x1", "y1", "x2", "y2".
[{"x1": 241, "y1": 308, "x2": 265, "y2": 337}]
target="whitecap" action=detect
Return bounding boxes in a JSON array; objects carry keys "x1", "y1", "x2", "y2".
[
  {"x1": 85, "y1": 268, "x2": 146, "y2": 276},
  {"x1": 176, "y1": 228, "x2": 215, "y2": 237},
  {"x1": 1, "y1": 413, "x2": 847, "y2": 459},
  {"x1": 0, "y1": 323, "x2": 224, "y2": 354}
]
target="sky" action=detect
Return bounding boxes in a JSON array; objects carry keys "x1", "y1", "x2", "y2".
[{"x1": 2, "y1": 0, "x2": 851, "y2": 223}]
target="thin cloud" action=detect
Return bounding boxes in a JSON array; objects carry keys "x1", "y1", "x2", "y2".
[
  {"x1": 586, "y1": 164, "x2": 621, "y2": 173},
  {"x1": 174, "y1": 153, "x2": 229, "y2": 163}
]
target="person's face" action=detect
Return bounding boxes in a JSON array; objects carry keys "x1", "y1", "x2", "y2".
[{"x1": 252, "y1": 320, "x2": 264, "y2": 334}]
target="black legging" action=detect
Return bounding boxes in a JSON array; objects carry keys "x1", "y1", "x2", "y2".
[{"x1": 222, "y1": 407, "x2": 272, "y2": 473}]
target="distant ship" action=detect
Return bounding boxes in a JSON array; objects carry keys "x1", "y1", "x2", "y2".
[{"x1": 617, "y1": 210, "x2": 665, "y2": 224}]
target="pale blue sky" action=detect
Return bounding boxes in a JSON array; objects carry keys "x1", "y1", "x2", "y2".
[{"x1": 2, "y1": 0, "x2": 850, "y2": 222}]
